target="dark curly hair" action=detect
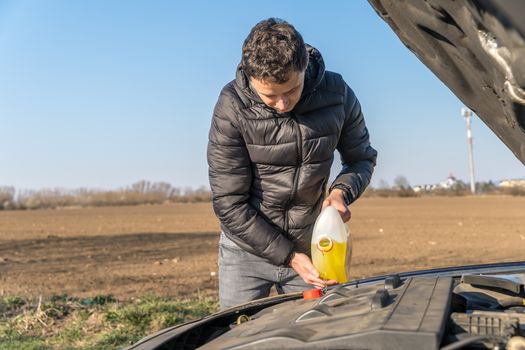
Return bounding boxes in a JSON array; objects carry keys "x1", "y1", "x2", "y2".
[{"x1": 241, "y1": 18, "x2": 308, "y2": 83}]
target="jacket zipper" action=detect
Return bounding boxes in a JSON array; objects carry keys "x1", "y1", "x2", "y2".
[{"x1": 284, "y1": 113, "x2": 303, "y2": 233}]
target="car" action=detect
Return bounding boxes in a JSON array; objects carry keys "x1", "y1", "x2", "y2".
[{"x1": 127, "y1": 1, "x2": 525, "y2": 349}]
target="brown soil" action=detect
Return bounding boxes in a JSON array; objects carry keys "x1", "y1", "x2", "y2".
[{"x1": 1, "y1": 197, "x2": 524, "y2": 300}]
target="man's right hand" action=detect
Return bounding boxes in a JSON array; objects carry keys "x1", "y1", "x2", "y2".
[{"x1": 289, "y1": 252, "x2": 338, "y2": 289}]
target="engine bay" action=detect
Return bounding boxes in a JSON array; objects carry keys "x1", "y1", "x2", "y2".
[{"x1": 195, "y1": 273, "x2": 525, "y2": 349}]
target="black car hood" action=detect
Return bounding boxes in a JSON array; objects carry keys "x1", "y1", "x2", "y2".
[{"x1": 368, "y1": 0, "x2": 525, "y2": 164}]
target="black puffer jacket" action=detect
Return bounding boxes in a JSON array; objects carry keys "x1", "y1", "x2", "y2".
[{"x1": 207, "y1": 46, "x2": 377, "y2": 266}]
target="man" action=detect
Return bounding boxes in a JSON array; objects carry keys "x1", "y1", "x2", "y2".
[{"x1": 207, "y1": 18, "x2": 377, "y2": 310}]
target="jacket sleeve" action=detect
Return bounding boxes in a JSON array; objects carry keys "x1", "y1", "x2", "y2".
[
  {"x1": 330, "y1": 84, "x2": 378, "y2": 204},
  {"x1": 207, "y1": 86, "x2": 294, "y2": 266}
]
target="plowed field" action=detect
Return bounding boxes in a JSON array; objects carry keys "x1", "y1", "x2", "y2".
[{"x1": 1, "y1": 197, "x2": 524, "y2": 299}]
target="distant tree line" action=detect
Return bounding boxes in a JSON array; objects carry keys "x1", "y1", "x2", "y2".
[
  {"x1": 362, "y1": 175, "x2": 525, "y2": 198},
  {"x1": 0, "y1": 181, "x2": 212, "y2": 210},
  {"x1": 1, "y1": 176, "x2": 524, "y2": 211}
]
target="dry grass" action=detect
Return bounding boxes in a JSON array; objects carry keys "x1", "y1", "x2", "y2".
[{"x1": 0, "y1": 294, "x2": 218, "y2": 349}]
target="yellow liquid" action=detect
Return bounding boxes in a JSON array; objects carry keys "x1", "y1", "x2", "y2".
[{"x1": 311, "y1": 241, "x2": 349, "y2": 283}]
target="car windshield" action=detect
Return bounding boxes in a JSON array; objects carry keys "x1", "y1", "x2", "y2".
[{"x1": 0, "y1": 1, "x2": 524, "y2": 349}]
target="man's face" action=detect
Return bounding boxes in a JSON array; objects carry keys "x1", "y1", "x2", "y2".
[{"x1": 250, "y1": 69, "x2": 306, "y2": 114}]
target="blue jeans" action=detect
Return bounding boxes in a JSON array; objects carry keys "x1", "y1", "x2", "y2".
[{"x1": 218, "y1": 232, "x2": 311, "y2": 310}]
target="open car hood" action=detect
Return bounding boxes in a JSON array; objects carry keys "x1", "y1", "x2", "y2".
[{"x1": 368, "y1": 0, "x2": 525, "y2": 164}]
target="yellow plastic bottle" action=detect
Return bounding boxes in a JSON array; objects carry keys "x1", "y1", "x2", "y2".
[{"x1": 311, "y1": 206, "x2": 352, "y2": 283}]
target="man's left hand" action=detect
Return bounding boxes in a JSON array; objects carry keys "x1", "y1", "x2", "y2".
[{"x1": 322, "y1": 188, "x2": 351, "y2": 222}]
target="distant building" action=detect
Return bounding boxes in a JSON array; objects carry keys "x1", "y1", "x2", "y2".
[
  {"x1": 413, "y1": 173, "x2": 459, "y2": 193},
  {"x1": 439, "y1": 173, "x2": 458, "y2": 189},
  {"x1": 413, "y1": 184, "x2": 436, "y2": 193},
  {"x1": 498, "y1": 179, "x2": 525, "y2": 188}
]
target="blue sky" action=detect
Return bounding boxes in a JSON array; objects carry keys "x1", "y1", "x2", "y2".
[{"x1": 1, "y1": 0, "x2": 523, "y2": 191}]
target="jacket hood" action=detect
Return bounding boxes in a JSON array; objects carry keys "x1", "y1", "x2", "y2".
[{"x1": 234, "y1": 44, "x2": 326, "y2": 108}]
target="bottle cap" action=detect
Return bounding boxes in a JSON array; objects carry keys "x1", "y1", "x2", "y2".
[{"x1": 303, "y1": 288, "x2": 323, "y2": 300}]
